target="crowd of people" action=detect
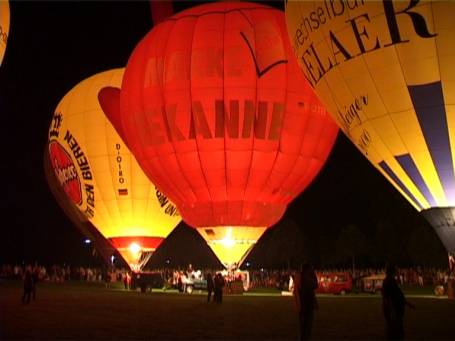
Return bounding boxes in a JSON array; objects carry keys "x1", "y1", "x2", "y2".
[
  {"x1": 247, "y1": 267, "x2": 453, "y2": 291},
  {"x1": 0, "y1": 263, "x2": 122, "y2": 284},
  {"x1": 2, "y1": 262, "x2": 454, "y2": 340},
  {"x1": 1, "y1": 263, "x2": 452, "y2": 289}
]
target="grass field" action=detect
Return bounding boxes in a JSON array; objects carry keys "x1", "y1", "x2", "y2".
[{"x1": 1, "y1": 280, "x2": 454, "y2": 340}]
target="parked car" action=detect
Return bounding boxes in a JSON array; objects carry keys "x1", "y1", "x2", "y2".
[
  {"x1": 361, "y1": 274, "x2": 385, "y2": 293},
  {"x1": 316, "y1": 272, "x2": 352, "y2": 295},
  {"x1": 130, "y1": 272, "x2": 165, "y2": 292}
]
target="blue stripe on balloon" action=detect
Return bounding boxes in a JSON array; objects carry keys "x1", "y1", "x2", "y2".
[
  {"x1": 408, "y1": 81, "x2": 455, "y2": 205},
  {"x1": 378, "y1": 161, "x2": 423, "y2": 210},
  {"x1": 395, "y1": 154, "x2": 437, "y2": 206}
]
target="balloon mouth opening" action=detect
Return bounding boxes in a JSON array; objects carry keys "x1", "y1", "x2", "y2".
[
  {"x1": 196, "y1": 226, "x2": 267, "y2": 269},
  {"x1": 109, "y1": 237, "x2": 164, "y2": 272}
]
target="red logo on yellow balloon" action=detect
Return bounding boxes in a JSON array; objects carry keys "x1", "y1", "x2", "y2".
[{"x1": 48, "y1": 141, "x2": 82, "y2": 205}]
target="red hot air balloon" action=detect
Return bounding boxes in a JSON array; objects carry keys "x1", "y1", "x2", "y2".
[{"x1": 100, "y1": 2, "x2": 338, "y2": 268}]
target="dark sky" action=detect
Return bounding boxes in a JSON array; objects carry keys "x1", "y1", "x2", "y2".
[{"x1": 0, "y1": 1, "x2": 445, "y2": 267}]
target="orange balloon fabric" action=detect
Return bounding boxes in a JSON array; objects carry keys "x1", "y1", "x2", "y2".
[{"x1": 100, "y1": 2, "x2": 338, "y2": 229}]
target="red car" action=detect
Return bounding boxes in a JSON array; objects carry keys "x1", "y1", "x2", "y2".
[{"x1": 316, "y1": 272, "x2": 352, "y2": 295}]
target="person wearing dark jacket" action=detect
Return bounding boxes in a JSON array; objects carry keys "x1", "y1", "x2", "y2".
[
  {"x1": 32, "y1": 264, "x2": 40, "y2": 300},
  {"x1": 214, "y1": 273, "x2": 225, "y2": 303},
  {"x1": 382, "y1": 262, "x2": 415, "y2": 340},
  {"x1": 294, "y1": 264, "x2": 318, "y2": 340},
  {"x1": 22, "y1": 267, "x2": 34, "y2": 304},
  {"x1": 206, "y1": 273, "x2": 214, "y2": 302}
]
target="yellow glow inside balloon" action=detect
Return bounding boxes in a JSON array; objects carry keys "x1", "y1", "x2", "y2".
[
  {"x1": 47, "y1": 69, "x2": 181, "y2": 269},
  {"x1": 0, "y1": 0, "x2": 10, "y2": 66},
  {"x1": 197, "y1": 226, "x2": 266, "y2": 268},
  {"x1": 129, "y1": 242, "x2": 142, "y2": 255}
]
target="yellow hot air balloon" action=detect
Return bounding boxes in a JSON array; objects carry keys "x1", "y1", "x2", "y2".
[
  {"x1": 286, "y1": 1, "x2": 455, "y2": 253},
  {"x1": 47, "y1": 69, "x2": 181, "y2": 271},
  {"x1": 44, "y1": 147, "x2": 116, "y2": 266},
  {"x1": 0, "y1": 0, "x2": 9, "y2": 65}
]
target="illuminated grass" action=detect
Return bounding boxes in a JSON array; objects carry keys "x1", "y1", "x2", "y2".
[{"x1": 1, "y1": 281, "x2": 454, "y2": 340}]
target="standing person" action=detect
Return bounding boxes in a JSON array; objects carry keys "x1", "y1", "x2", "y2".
[
  {"x1": 213, "y1": 273, "x2": 220, "y2": 302},
  {"x1": 177, "y1": 272, "x2": 183, "y2": 292},
  {"x1": 382, "y1": 262, "x2": 415, "y2": 340},
  {"x1": 104, "y1": 268, "x2": 111, "y2": 288},
  {"x1": 214, "y1": 273, "x2": 225, "y2": 303},
  {"x1": 181, "y1": 272, "x2": 188, "y2": 293},
  {"x1": 21, "y1": 267, "x2": 34, "y2": 304},
  {"x1": 123, "y1": 271, "x2": 129, "y2": 290},
  {"x1": 218, "y1": 273, "x2": 225, "y2": 303},
  {"x1": 32, "y1": 263, "x2": 40, "y2": 301},
  {"x1": 206, "y1": 273, "x2": 214, "y2": 302},
  {"x1": 294, "y1": 264, "x2": 318, "y2": 340}
]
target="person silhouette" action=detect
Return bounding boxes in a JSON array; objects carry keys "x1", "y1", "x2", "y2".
[
  {"x1": 206, "y1": 273, "x2": 214, "y2": 302},
  {"x1": 381, "y1": 262, "x2": 415, "y2": 340},
  {"x1": 214, "y1": 273, "x2": 225, "y2": 303},
  {"x1": 294, "y1": 264, "x2": 318, "y2": 340},
  {"x1": 32, "y1": 263, "x2": 40, "y2": 300},
  {"x1": 22, "y1": 267, "x2": 34, "y2": 304}
]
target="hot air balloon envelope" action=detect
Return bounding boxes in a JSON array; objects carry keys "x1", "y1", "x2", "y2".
[
  {"x1": 286, "y1": 0, "x2": 455, "y2": 252},
  {"x1": 0, "y1": 0, "x2": 10, "y2": 66},
  {"x1": 100, "y1": 2, "x2": 338, "y2": 268},
  {"x1": 47, "y1": 69, "x2": 181, "y2": 271}
]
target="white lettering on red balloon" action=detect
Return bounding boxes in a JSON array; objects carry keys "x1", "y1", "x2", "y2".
[{"x1": 48, "y1": 111, "x2": 95, "y2": 219}]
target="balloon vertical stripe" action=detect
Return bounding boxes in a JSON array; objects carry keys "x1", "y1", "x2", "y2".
[
  {"x1": 395, "y1": 154, "x2": 437, "y2": 207},
  {"x1": 409, "y1": 82, "x2": 455, "y2": 204},
  {"x1": 379, "y1": 161, "x2": 423, "y2": 210}
]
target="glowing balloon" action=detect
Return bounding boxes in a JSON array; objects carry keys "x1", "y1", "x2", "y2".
[
  {"x1": 100, "y1": 2, "x2": 338, "y2": 268},
  {"x1": 0, "y1": 0, "x2": 9, "y2": 66},
  {"x1": 286, "y1": 0, "x2": 455, "y2": 252},
  {"x1": 47, "y1": 69, "x2": 181, "y2": 271}
]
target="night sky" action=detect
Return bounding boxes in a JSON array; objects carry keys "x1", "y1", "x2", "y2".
[{"x1": 0, "y1": 1, "x2": 446, "y2": 268}]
